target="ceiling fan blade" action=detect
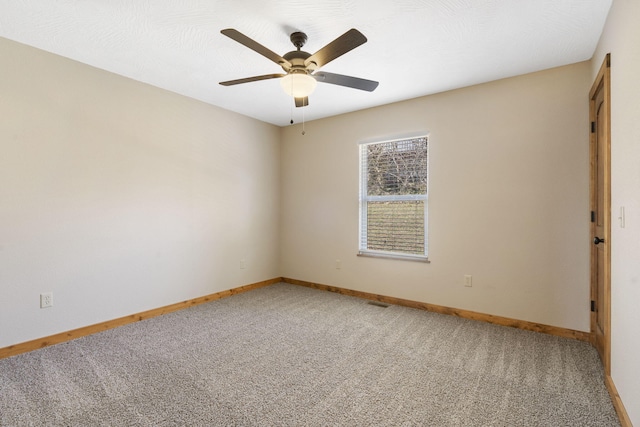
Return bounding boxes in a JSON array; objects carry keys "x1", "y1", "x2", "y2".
[
  {"x1": 295, "y1": 97, "x2": 309, "y2": 108},
  {"x1": 313, "y1": 72, "x2": 379, "y2": 92},
  {"x1": 219, "y1": 74, "x2": 285, "y2": 86},
  {"x1": 304, "y1": 29, "x2": 367, "y2": 69},
  {"x1": 221, "y1": 29, "x2": 292, "y2": 69}
]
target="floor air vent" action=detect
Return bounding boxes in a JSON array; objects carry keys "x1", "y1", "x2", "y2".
[{"x1": 367, "y1": 301, "x2": 390, "y2": 308}]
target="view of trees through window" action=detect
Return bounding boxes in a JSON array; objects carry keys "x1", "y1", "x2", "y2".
[
  {"x1": 361, "y1": 137, "x2": 428, "y2": 257},
  {"x1": 366, "y1": 138, "x2": 428, "y2": 196}
]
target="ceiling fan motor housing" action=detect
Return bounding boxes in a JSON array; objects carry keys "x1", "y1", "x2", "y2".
[{"x1": 283, "y1": 50, "x2": 315, "y2": 73}]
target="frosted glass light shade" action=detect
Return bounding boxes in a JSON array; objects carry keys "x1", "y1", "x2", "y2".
[{"x1": 280, "y1": 73, "x2": 317, "y2": 98}]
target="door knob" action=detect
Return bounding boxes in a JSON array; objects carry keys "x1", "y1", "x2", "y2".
[{"x1": 594, "y1": 236, "x2": 605, "y2": 245}]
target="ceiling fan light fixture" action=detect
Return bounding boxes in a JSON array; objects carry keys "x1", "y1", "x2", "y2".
[{"x1": 280, "y1": 73, "x2": 317, "y2": 98}]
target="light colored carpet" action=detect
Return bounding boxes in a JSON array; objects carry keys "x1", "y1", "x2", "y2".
[{"x1": 0, "y1": 283, "x2": 620, "y2": 426}]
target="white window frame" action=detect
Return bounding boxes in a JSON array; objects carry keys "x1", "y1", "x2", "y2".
[{"x1": 358, "y1": 135, "x2": 429, "y2": 262}]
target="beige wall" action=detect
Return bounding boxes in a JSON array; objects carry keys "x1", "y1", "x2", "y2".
[
  {"x1": 592, "y1": 0, "x2": 640, "y2": 423},
  {"x1": 0, "y1": 37, "x2": 281, "y2": 348},
  {"x1": 281, "y1": 62, "x2": 592, "y2": 332}
]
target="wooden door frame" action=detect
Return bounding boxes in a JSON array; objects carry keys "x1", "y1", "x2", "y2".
[{"x1": 589, "y1": 53, "x2": 611, "y2": 375}]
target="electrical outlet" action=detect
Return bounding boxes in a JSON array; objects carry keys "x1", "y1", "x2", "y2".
[
  {"x1": 464, "y1": 275, "x2": 472, "y2": 287},
  {"x1": 336, "y1": 259, "x2": 341, "y2": 269},
  {"x1": 240, "y1": 259, "x2": 246, "y2": 269},
  {"x1": 40, "y1": 292, "x2": 53, "y2": 308}
]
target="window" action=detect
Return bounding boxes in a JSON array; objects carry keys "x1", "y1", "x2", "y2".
[{"x1": 359, "y1": 136, "x2": 428, "y2": 261}]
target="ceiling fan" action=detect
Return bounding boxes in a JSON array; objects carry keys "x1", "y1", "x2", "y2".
[{"x1": 219, "y1": 28, "x2": 379, "y2": 108}]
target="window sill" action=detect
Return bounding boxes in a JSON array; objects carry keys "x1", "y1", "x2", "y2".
[{"x1": 357, "y1": 251, "x2": 430, "y2": 263}]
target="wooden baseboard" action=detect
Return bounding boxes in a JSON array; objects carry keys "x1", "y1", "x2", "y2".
[
  {"x1": 282, "y1": 277, "x2": 592, "y2": 342},
  {"x1": 0, "y1": 278, "x2": 281, "y2": 360},
  {"x1": 1, "y1": 276, "x2": 592, "y2": 352},
  {"x1": 605, "y1": 375, "x2": 633, "y2": 427}
]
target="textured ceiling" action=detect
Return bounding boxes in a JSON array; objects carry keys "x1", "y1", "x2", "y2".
[{"x1": 0, "y1": 0, "x2": 611, "y2": 126}]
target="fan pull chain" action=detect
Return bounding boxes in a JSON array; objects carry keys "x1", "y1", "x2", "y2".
[
  {"x1": 289, "y1": 77, "x2": 295, "y2": 127},
  {"x1": 302, "y1": 107, "x2": 306, "y2": 136}
]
